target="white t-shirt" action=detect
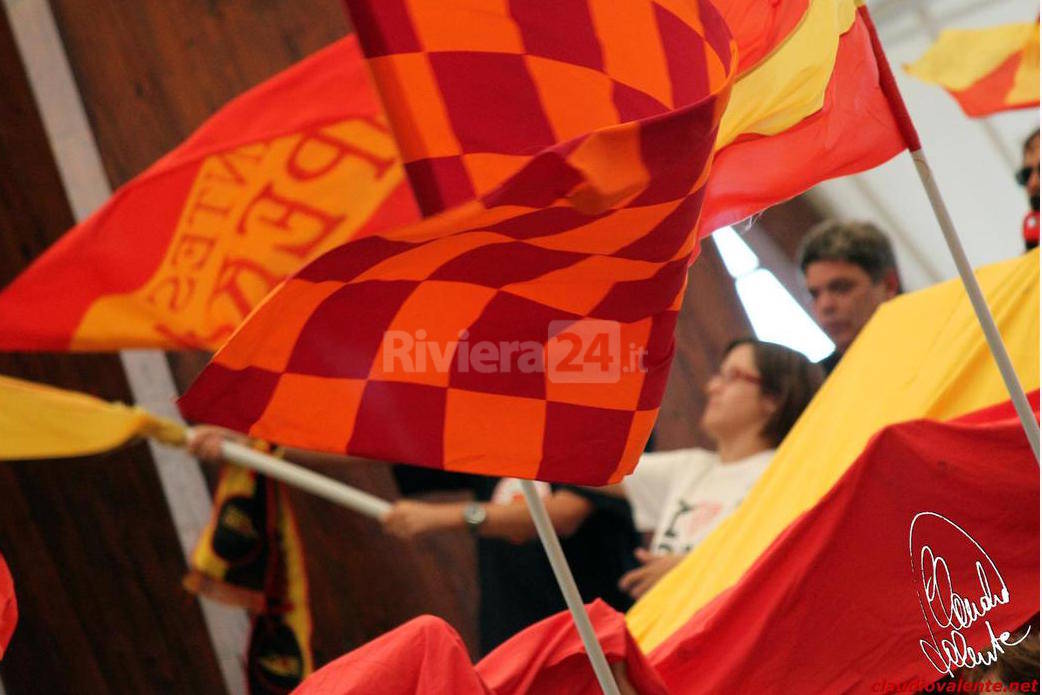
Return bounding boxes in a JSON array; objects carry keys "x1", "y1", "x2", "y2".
[{"x1": 623, "y1": 448, "x2": 773, "y2": 555}]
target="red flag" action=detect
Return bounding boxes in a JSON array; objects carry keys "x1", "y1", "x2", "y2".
[
  {"x1": 649, "y1": 394, "x2": 1040, "y2": 692},
  {"x1": 0, "y1": 36, "x2": 417, "y2": 351},
  {"x1": 292, "y1": 600, "x2": 663, "y2": 695},
  {"x1": 293, "y1": 394, "x2": 1039, "y2": 693},
  {"x1": 700, "y1": 2, "x2": 917, "y2": 231}
]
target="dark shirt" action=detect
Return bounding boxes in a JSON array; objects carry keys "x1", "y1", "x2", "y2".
[
  {"x1": 393, "y1": 466, "x2": 639, "y2": 654},
  {"x1": 819, "y1": 350, "x2": 842, "y2": 376}
]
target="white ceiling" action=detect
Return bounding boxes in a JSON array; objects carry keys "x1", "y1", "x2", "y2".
[{"x1": 808, "y1": 0, "x2": 1040, "y2": 291}]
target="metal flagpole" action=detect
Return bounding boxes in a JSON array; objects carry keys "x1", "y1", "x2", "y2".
[
  {"x1": 862, "y1": 7, "x2": 1041, "y2": 463},
  {"x1": 519, "y1": 480, "x2": 622, "y2": 695}
]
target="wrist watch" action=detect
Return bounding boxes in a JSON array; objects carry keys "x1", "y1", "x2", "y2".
[{"x1": 462, "y1": 502, "x2": 487, "y2": 534}]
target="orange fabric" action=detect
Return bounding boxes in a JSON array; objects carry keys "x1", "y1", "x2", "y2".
[
  {"x1": 906, "y1": 20, "x2": 1040, "y2": 117},
  {"x1": 351, "y1": 0, "x2": 729, "y2": 217},
  {"x1": 180, "y1": 0, "x2": 737, "y2": 485},
  {"x1": 952, "y1": 48, "x2": 1039, "y2": 117},
  {"x1": 0, "y1": 37, "x2": 418, "y2": 350}
]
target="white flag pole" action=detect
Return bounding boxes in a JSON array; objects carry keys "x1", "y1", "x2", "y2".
[
  {"x1": 178, "y1": 429, "x2": 391, "y2": 520},
  {"x1": 519, "y1": 480, "x2": 621, "y2": 695},
  {"x1": 864, "y1": 8, "x2": 1040, "y2": 462},
  {"x1": 908, "y1": 148, "x2": 1040, "y2": 462},
  {"x1": 179, "y1": 431, "x2": 620, "y2": 690}
]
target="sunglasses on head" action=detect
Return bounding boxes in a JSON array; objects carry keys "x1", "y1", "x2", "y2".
[{"x1": 1016, "y1": 165, "x2": 1039, "y2": 186}]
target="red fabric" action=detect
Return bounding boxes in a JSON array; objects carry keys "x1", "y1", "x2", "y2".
[
  {"x1": 860, "y1": 5, "x2": 922, "y2": 150},
  {"x1": 1023, "y1": 211, "x2": 1040, "y2": 247},
  {"x1": 951, "y1": 49, "x2": 1037, "y2": 118},
  {"x1": 716, "y1": 0, "x2": 809, "y2": 75},
  {"x1": 293, "y1": 615, "x2": 489, "y2": 695},
  {"x1": 179, "y1": 2, "x2": 735, "y2": 485},
  {"x1": 0, "y1": 552, "x2": 15, "y2": 659},
  {"x1": 0, "y1": 36, "x2": 415, "y2": 350},
  {"x1": 292, "y1": 396, "x2": 1037, "y2": 693},
  {"x1": 649, "y1": 393, "x2": 1040, "y2": 693},
  {"x1": 700, "y1": 10, "x2": 909, "y2": 231},
  {"x1": 293, "y1": 601, "x2": 664, "y2": 695},
  {"x1": 476, "y1": 600, "x2": 667, "y2": 695}
]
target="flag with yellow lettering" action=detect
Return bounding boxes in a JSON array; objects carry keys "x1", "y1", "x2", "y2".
[{"x1": 0, "y1": 36, "x2": 417, "y2": 351}]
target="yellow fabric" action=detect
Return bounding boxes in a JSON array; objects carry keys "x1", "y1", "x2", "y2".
[
  {"x1": 715, "y1": 0, "x2": 857, "y2": 150},
  {"x1": 628, "y1": 250, "x2": 1040, "y2": 650},
  {"x1": 905, "y1": 22, "x2": 1039, "y2": 91},
  {"x1": 72, "y1": 119, "x2": 404, "y2": 350},
  {"x1": 1009, "y1": 26, "x2": 1040, "y2": 105},
  {"x1": 0, "y1": 374, "x2": 184, "y2": 460}
]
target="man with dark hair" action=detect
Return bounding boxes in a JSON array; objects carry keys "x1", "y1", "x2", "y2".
[
  {"x1": 797, "y1": 220, "x2": 900, "y2": 374},
  {"x1": 1018, "y1": 128, "x2": 1039, "y2": 251}
]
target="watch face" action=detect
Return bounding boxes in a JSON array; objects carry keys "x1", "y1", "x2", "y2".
[{"x1": 464, "y1": 503, "x2": 486, "y2": 527}]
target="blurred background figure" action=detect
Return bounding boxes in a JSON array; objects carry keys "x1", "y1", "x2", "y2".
[
  {"x1": 611, "y1": 338, "x2": 823, "y2": 600},
  {"x1": 798, "y1": 221, "x2": 901, "y2": 375},
  {"x1": 1018, "y1": 128, "x2": 1039, "y2": 251}
]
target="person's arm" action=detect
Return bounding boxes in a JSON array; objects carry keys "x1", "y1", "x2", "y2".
[
  {"x1": 617, "y1": 547, "x2": 684, "y2": 599},
  {"x1": 189, "y1": 426, "x2": 596, "y2": 542},
  {"x1": 187, "y1": 425, "x2": 374, "y2": 466},
  {"x1": 382, "y1": 490, "x2": 594, "y2": 544},
  {"x1": 583, "y1": 483, "x2": 627, "y2": 498}
]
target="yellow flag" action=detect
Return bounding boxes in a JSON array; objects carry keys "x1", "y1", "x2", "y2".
[
  {"x1": 0, "y1": 374, "x2": 184, "y2": 460},
  {"x1": 628, "y1": 250, "x2": 1040, "y2": 650},
  {"x1": 905, "y1": 20, "x2": 1040, "y2": 117}
]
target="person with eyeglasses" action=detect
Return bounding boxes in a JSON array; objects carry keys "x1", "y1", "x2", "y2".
[
  {"x1": 1017, "y1": 128, "x2": 1039, "y2": 251},
  {"x1": 607, "y1": 338, "x2": 824, "y2": 600}
]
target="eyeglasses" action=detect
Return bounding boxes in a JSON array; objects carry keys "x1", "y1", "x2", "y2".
[
  {"x1": 1015, "y1": 165, "x2": 1039, "y2": 187},
  {"x1": 711, "y1": 368, "x2": 762, "y2": 386}
]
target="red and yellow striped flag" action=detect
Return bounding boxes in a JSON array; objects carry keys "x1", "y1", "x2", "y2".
[
  {"x1": 701, "y1": 0, "x2": 916, "y2": 230},
  {"x1": 906, "y1": 19, "x2": 1040, "y2": 117},
  {"x1": 180, "y1": 0, "x2": 737, "y2": 485},
  {"x1": 0, "y1": 36, "x2": 418, "y2": 351},
  {"x1": 628, "y1": 249, "x2": 1040, "y2": 650}
]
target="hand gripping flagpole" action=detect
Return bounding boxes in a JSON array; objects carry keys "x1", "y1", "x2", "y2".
[
  {"x1": 863, "y1": 7, "x2": 1041, "y2": 463},
  {"x1": 186, "y1": 430, "x2": 619, "y2": 691},
  {"x1": 519, "y1": 480, "x2": 622, "y2": 695},
  {"x1": 182, "y1": 428, "x2": 392, "y2": 520}
]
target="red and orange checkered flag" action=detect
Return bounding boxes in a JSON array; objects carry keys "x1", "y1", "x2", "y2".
[{"x1": 180, "y1": 0, "x2": 737, "y2": 485}]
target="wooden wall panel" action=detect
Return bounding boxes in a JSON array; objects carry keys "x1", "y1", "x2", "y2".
[
  {"x1": 0, "y1": 4, "x2": 225, "y2": 691},
  {"x1": 45, "y1": 0, "x2": 480, "y2": 663},
  {"x1": 655, "y1": 243, "x2": 754, "y2": 452}
]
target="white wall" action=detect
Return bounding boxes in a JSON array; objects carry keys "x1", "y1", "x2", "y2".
[{"x1": 809, "y1": 0, "x2": 1039, "y2": 291}]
